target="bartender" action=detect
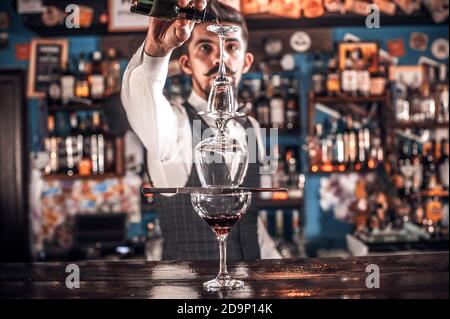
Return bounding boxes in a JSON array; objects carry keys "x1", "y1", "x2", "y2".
[{"x1": 121, "y1": 0, "x2": 281, "y2": 261}]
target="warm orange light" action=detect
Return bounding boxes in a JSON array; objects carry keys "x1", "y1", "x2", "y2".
[
  {"x1": 322, "y1": 163, "x2": 334, "y2": 172},
  {"x1": 272, "y1": 192, "x2": 289, "y2": 200},
  {"x1": 311, "y1": 165, "x2": 319, "y2": 172},
  {"x1": 338, "y1": 164, "x2": 346, "y2": 172}
]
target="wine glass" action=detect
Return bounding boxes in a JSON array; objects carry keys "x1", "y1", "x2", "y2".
[
  {"x1": 191, "y1": 191, "x2": 252, "y2": 290},
  {"x1": 195, "y1": 24, "x2": 248, "y2": 188}
]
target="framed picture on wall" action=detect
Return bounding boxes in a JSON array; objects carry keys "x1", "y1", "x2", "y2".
[
  {"x1": 27, "y1": 38, "x2": 68, "y2": 98},
  {"x1": 108, "y1": 0, "x2": 149, "y2": 32},
  {"x1": 338, "y1": 41, "x2": 379, "y2": 74}
]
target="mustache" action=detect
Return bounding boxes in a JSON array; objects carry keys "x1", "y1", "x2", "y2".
[{"x1": 204, "y1": 65, "x2": 237, "y2": 77}]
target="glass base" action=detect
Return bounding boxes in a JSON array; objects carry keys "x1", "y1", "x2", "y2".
[{"x1": 203, "y1": 276, "x2": 244, "y2": 291}]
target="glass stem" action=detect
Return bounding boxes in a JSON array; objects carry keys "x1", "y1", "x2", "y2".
[
  {"x1": 217, "y1": 234, "x2": 229, "y2": 279},
  {"x1": 218, "y1": 35, "x2": 226, "y2": 82}
]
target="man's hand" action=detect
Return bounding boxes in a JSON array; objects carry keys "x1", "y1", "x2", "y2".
[{"x1": 144, "y1": 0, "x2": 207, "y2": 57}]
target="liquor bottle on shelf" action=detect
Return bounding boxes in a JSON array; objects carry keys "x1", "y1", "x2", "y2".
[
  {"x1": 285, "y1": 77, "x2": 300, "y2": 132},
  {"x1": 422, "y1": 142, "x2": 438, "y2": 191},
  {"x1": 285, "y1": 148, "x2": 299, "y2": 188},
  {"x1": 311, "y1": 53, "x2": 326, "y2": 96},
  {"x1": 425, "y1": 194, "x2": 444, "y2": 228},
  {"x1": 398, "y1": 140, "x2": 413, "y2": 198},
  {"x1": 89, "y1": 51, "x2": 105, "y2": 101},
  {"x1": 320, "y1": 119, "x2": 334, "y2": 172},
  {"x1": 409, "y1": 76, "x2": 425, "y2": 123},
  {"x1": 437, "y1": 63, "x2": 449, "y2": 124},
  {"x1": 238, "y1": 81, "x2": 255, "y2": 118},
  {"x1": 411, "y1": 141, "x2": 423, "y2": 193},
  {"x1": 104, "y1": 48, "x2": 121, "y2": 97},
  {"x1": 270, "y1": 75, "x2": 285, "y2": 129},
  {"x1": 362, "y1": 118, "x2": 371, "y2": 167},
  {"x1": 439, "y1": 139, "x2": 449, "y2": 191},
  {"x1": 44, "y1": 115, "x2": 59, "y2": 175},
  {"x1": 103, "y1": 121, "x2": 117, "y2": 174},
  {"x1": 47, "y1": 67, "x2": 62, "y2": 107},
  {"x1": 256, "y1": 76, "x2": 270, "y2": 128},
  {"x1": 354, "y1": 48, "x2": 371, "y2": 97},
  {"x1": 130, "y1": 0, "x2": 217, "y2": 23},
  {"x1": 344, "y1": 115, "x2": 358, "y2": 169},
  {"x1": 421, "y1": 66, "x2": 436, "y2": 122},
  {"x1": 309, "y1": 123, "x2": 323, "y2": 172},
  {"x1": 75, "y1": 53, "x2": 90, "y2": 99},
  {"x1": 326, "y1": 57, "x2": 341, "y2": 97},
  {"x1": 78, "y1": 116, "x2": 92, "y2": 176},
  {"x1": 272, "y1": 144, "x2": 287, "y2": 189},
  {"x1": 335, "y1": 119, "x2": 346, "y2": 171},
  {"x1": 60, "y1": 60, "x2": 76, "y2": 105},
  {"x1": 368, "y1": 129, "x2": 383, "y2": 170},
  {"x1": 90, "y1": 111, "x2": 104, "y2": 175},
  {"x1": 65, "y1": 112, "x2": 80, "y2": 177},
  {"x1": 341, "y1": 50, "x2": 358, "y2": 97},
  {"x1": 395, "y1": 74, "x2": 410, "y2": 122},
  {"x1": 260, "y1": 164, "x2": 273, "y2": 200},
  {"x1": 356, "y1": 124, "x2": 366, "y2": 171}
]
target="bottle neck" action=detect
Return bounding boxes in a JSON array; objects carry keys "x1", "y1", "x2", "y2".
[
  {"x1": 179, "y1": 6, "x2": 216, "y2": 23},
  {"x1": 131, "y1": 0, "x2": 216, "y2": 23}
]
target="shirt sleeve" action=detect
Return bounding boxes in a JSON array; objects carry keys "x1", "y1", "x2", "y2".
[{"x1": 121, "y1": 43, "x2": 192, "y2": 189}]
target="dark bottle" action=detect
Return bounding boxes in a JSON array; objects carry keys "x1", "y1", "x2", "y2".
[
  {"x1": 285, "y1": 78, "x2": 300, "y2": 132},
  {"x1": 411, "y1": 142, "x2": 423, "y2": 193},
  {"x1": 422, "y1": 142, "x2": 438, "y2": 191},
  {"x1": 104, "y1": 48, "x2": 121, "y2": 97},
  {"x1": 89, "y1": 51, "x2": 105, "y2": 101},
  {"x1": 285, "y1": 148, "x2": 299, "y2": 188},
  {"x1": 65, "y1": 112, "x2": 80, "y2": 177},
  {"x1": 75, "y1": 53, "x2": 90, "y2": 99},
  {"x1": 344, "y1": 115, "x2": 358, "y2": 169},
  {"x1": 439, "y1": 139, "x2": 449, "y2": 191},
  {"x1": 311, "y1": 52, "x2": 326, "y2": 96},
  {"x1": 256, "y1": 76, "x2": 271, "y2": 128},
  {"x1": 341, "y1": 50, "x2": 358, "y2": 97},
  {"x1": 130, "y1": 0, "x2": 217, "y2": 23},
  {"x1": 398, "y1": 141, "x2": 413, "y2": 198},
  {"x1": 44, "y1": 115, "x2": 59, "y2": 175},
  {"x1": 437, "y1": 63, "x2": 449, "y2": 124},
  {"x1": 60, "y1": 60, "x2": 75, "y2": 105},
  {"x1": 326, "y1": 57, "x2": 340, "y2": 97},
  {"x1": 47, "y1": 66, "x2": 62, "y2": 107},
  {"x1": 90, "y1": 111, "x2": 105, "y2": 175},
  {"x1": 320, "y1": 119, "x2": 333, "y2": 172},
  {"x1": 270, "y1": 75, "x2": 285, "y2": 129},
  {"x1": 78, "y1": 116, "x2": 92, "y2": 176},
  {"x1": 102, "y1": 121, "x2": 116, "y2": 174}
]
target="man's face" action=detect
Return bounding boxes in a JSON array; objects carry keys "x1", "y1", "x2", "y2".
[{"x1": 179, "y1": 23, "x2": 254, "y2": 100}]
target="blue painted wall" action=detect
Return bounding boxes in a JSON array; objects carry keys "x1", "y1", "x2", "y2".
[{"x1": 1, "y1": 0, "x2": 448, "y2": 253}]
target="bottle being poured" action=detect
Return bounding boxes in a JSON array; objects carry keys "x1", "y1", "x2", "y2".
[{"x1": 131, "y1": 0, "x2": 217, "y2": 23}]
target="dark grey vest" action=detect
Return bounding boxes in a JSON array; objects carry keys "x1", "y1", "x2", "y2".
[{"x1": 154, "y1": 101, "x2": 261, "y2": 261}]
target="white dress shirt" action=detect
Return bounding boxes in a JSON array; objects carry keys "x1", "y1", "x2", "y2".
[{"x1": 121, "y1": 43, "x2": 281, "y2": 259}]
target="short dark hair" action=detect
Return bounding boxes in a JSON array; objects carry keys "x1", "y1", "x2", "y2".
[{"x1": 181, "y1": 0, "x2": 249, "y2": 54}]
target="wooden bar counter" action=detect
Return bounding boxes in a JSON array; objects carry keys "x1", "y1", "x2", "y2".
[{"x1": 0, "y1": 252, "x2": 448, "y2": 299}]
